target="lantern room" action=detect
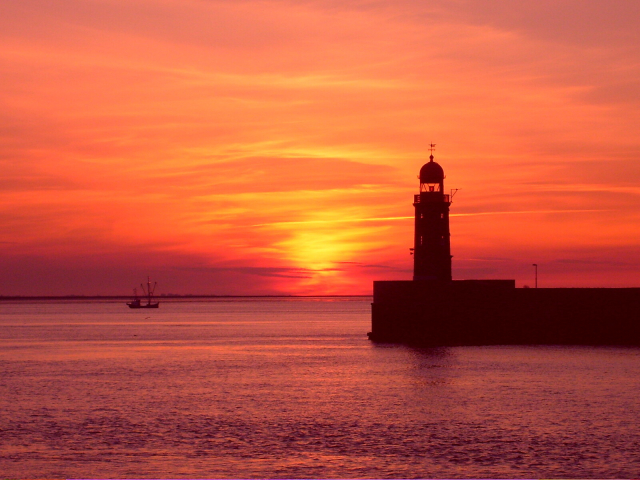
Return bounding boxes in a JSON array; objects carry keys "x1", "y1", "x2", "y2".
[{"x1": 419, "y1": 154, "x2": 445, "y2": 193}]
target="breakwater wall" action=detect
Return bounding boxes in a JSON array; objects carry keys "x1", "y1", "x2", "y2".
[{"x1": 369, "y1": 280, "x2": 640, "y2": 346}]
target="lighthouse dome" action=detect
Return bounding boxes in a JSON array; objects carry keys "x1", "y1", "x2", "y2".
[{"x1": 419, "y1": 157, "x2": 444, "y2": 183}]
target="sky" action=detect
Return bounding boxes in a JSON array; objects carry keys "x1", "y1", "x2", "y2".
[{"x1": 1, "y1": 0, "x2": 639, "y2": 295}]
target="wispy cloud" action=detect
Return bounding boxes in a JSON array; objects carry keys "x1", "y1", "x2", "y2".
[{"x1": 254, "y1": 209, "x2": 612, "y2": 227}]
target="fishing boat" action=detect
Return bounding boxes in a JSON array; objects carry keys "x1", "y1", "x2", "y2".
[{"x1": 127, "y1": 277, "x2": 159, "y2": 308}]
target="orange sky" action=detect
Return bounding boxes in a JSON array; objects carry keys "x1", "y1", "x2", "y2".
[{"x1": 1, "y1": 0, "x2": 639, "y2": 295}]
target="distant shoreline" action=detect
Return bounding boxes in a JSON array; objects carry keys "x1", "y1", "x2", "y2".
[{"x1": 0, "y1": 294, "x2": 372, "y2": 301}]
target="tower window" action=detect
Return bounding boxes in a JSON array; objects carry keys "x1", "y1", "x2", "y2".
[{"x1": 421, "y1": 183, "x2": 441, "y2": 192}]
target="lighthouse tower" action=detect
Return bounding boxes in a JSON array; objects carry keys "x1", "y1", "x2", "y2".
[{"x1": 413, "y1": 146, "x2": 452, "y2": 281}]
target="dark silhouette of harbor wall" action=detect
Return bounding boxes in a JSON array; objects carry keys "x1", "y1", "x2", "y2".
[{"x1": 370, "y1": 280, "x2": 640, "y2": 345}]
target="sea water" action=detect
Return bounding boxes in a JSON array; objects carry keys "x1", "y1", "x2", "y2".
[{"x1": 0, "y1": 297, "x2": 639, "y2": 478}]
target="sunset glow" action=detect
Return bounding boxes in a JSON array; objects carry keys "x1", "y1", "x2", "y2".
[{"x1": 1, "y1": 0, "x2": 639, "y2": 294}]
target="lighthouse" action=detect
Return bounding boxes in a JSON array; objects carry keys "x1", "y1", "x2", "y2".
[
  {"x1": 413, "y1": 146, "x2": 452, "y2": 281},
  {"x1": 371, "y1": 146, "x2": 640, "y2": 347}
]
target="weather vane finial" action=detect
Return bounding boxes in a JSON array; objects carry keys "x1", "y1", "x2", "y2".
[{"x1": 429, "y1": 143, "x2": 436, "y2": 161}]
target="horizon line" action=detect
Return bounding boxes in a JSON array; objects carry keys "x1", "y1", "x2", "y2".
[{"x1": 0, "y1": 294, "x2": 374, "y2": 300}]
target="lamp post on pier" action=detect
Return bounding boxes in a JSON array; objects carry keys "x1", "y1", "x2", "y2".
[{"x1": 532, "y1": 264, "x2": 538, "y2": 289}]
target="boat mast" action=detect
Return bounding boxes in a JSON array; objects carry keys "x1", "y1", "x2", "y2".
[
  {"x1": 140, "y1": 276, "x2": 157, "y2": 305},
  {"x1": 140, "y1": 277, "x2": 151, "y2": 303}
]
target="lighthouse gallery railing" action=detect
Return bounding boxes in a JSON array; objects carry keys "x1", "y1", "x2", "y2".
[{"x1": 414, "y1": 194, "x2": 451, "y2": 203}]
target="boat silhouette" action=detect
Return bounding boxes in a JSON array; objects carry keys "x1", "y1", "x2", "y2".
[{"x1": 127, "y1": 277, "x2": 159, "y2": 308}]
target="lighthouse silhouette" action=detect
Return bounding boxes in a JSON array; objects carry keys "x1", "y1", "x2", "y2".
[
  {"x1": 412, "y1": 145, "x2": 452, "y2": 281},
  {"x1": 370, "y1": 145, "x2": 640, "y2": 346}
]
